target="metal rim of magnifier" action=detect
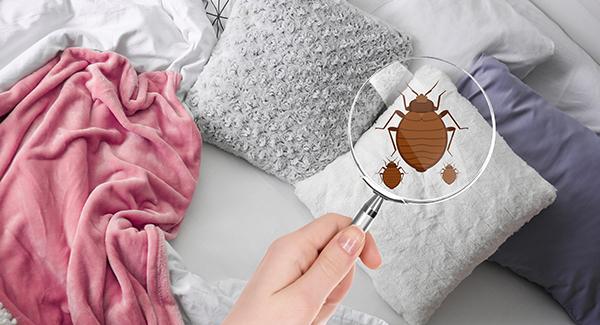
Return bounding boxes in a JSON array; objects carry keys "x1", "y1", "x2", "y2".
[{"x1": 347, "y1": 56, "x2": 496, "y2": 205}]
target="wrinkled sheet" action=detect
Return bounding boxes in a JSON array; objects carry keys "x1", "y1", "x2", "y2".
[
  {"x1": 0, "y1": 48, "x2": 201, "y2": 325},
  {"x1": 0, "y1": 0, "x2": 217, "y2": 97}
]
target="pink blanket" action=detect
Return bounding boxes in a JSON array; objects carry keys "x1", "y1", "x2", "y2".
[{"x1": 0, "y1": 48, "x2": 201, "y2": 324}]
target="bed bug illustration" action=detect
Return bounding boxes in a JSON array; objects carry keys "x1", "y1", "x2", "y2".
[
  {"x1": 441, "y1": 163, "x2": 458, "y2": 185},
  {"x1": 378, "y1": 158, "x2": 405, "y2": 189},
  {"x1": 377, "y1": 81, "x2": 468, "y2": 172}
]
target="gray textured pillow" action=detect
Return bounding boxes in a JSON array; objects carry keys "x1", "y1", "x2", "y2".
[{"x1": 186, "y1": 0, "x2": 412, "y2": 183}]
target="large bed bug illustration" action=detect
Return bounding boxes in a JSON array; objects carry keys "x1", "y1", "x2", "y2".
[
  {"x1": 377, "y1": 81, "x2": 468, "y2": 172},
  {"x1": 378, "y1": 158, "x2": 405, "y2": 189},
  {"x1": 441, "y1": 163, "x2": 458, "y2": 185}
]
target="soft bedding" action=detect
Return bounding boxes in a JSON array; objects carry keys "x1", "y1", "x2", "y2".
[
  {"x1": 458, "y1": 55, "x2": 600, "y2": 325},
  {"x1": 295, "y1": 65, "x2": 556, "y2": 325},
  {"x1": 0, "y1": 1, "x2": 591, "y2": 325},
  {"x1": 347, "y1": 0, "x2": 555, "y2": 80},
  {"x1": 186, "y1": 0, "x2": 412, "y2": 183},
  {"x1": 0, "y1": 0, "x2": 217, "y2": 97},
  {"x1": 0, "y1": 48, "x2": 200, "y2": 324},
  {"x1": 504, "y1": 0, "x2": 600, "y2": 133},
  {"x1": 528, "y1": 0, "x2": 600, "y2": 64}
]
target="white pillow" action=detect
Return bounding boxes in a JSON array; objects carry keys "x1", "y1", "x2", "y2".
[
  {"x1": 295, "y1": 66, "x2": 556, "y2": 325},
  {"x1": 505, "y1": 0, "x2": 600, "y2": 134},
  {"x1": 346, "y1": 0, "x2": 555, "y2": 80},
  {"x1": 0, "y1": 0, "x2": 217, "y2": 97},
  {"x1": 528, "y1": 0, "x2": 600, "y2": 64}
]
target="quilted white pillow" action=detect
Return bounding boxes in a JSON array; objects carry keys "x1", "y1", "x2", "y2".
[
  {"x1": 347, "y1": 0, "x2": 555, "y2": 80},
  {"x1": 295, "y1": 66, "x2": 556, "y2": 325}
]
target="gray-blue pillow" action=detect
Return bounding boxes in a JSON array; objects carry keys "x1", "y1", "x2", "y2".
[{"x1": 458, "y1": 54, "x2": 600, "y2": 325}]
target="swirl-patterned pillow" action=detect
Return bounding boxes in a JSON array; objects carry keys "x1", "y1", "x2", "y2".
[{"x1": 186, "y1": 0, "x2": 412, "y2": 183}]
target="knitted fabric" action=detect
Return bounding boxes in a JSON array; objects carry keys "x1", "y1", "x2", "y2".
[{"x1": 186, "y1": 0, "x2": 412, "y2": 183}]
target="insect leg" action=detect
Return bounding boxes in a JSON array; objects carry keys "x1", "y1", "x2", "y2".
[
  {"x1": 387, "y1": 127, "x2": 398, "y2": 155},
  {"x1": 375, "y1": 110, "x2": 406, "y2": 130},
  {"x1": 435, "y1": 90, "x2": 447, "y2": 109},
  {"x1": 377, "y1": 167, "x2": 386, "y2": 181},
  {"x1": 401, "y1": 93, "x2": 409, "y2": 110},
  {"x1": 439, "y1": 110, "x2": 468, "y2": 130},
  {"x1": 446, "y1": 126, "x2": 456, "y2": 155}
]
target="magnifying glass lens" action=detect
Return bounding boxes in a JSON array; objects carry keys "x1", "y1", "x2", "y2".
[{"x1": 348, "y1": 57, "x2": 495, "y2": 229}]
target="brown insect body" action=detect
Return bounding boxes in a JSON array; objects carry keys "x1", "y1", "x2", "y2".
[
  {"x1": 441, "y1": 164, "x2": 458, "y2": 184},
  {"x1": 396, "y1": 111, "x2": 447, "y2": 172},
  {"x1": 379, "y1": 160, "x2": 405, "y2": 189},
  {"x1": 377, "y1": 82, "x2": 468, "y2": 172}
]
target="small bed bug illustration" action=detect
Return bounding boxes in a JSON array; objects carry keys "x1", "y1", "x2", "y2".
[
  {"x1": 441, "y1": 164, "x2": 458, "y2": 185},
  {"x1": 377, "y1": 81, "x2": 468, "y2": 172},
  {"x1": 378, "y1": 159, "x2": 405, "y2": 189}
]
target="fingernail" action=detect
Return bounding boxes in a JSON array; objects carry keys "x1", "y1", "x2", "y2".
[{"x1": 337, "y1": 226, "x2": 365, "y2": 255}]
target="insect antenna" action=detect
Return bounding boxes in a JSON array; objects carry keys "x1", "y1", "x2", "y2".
[
  {"x1": 424, "y1": 80, "x2": 439, "y2": 96},
  {"x1": 406, "y1": 83, "x2": 419, "y2": 96}
]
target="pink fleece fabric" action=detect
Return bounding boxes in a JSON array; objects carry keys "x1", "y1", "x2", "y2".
[{"x1": 0, "y1": 48, "x2": 201, "y2": 324}]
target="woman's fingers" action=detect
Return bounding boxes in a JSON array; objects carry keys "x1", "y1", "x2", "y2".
[
  {"x1": 284, "y1": 225, "x2": 366, "y2": 312},
  {"x1": 360, "y1": 232, "x2": 382, "y2": 269},
  {"x1": 224, "y1": 213, "x2": 382, "y2": 325},
  {"x1": 248, "y1": 214, "x2": 351, "y2": 294},
  {"x1": 311, "y1": 266, "x2": 355, "y2": 325},
  {"x1": 248, "y1": 213, "x2": 381, "y2": 302},
  {"x1": 295, "y1": 213, "x2": 381, "y2": 270}
]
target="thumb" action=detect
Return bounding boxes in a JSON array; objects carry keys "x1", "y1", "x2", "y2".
[{"x1": 287, "y1": 226, "x2": 366, "y2": 307}]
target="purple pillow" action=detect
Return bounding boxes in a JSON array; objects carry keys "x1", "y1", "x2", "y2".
[{"x1": 458, "y1": 55, "x2": 600, "y2": 325}]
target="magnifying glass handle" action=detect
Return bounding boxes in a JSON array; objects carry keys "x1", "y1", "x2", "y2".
[{"x1": 352, "y1": 194, "x2": 384, "y2": 232}]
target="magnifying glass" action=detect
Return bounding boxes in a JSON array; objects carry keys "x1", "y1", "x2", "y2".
[{"x1": 348, "y1": 56, "x2": 496, "y2": 231}]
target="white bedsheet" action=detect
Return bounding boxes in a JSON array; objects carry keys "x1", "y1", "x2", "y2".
[{"x1": 0, "y1": 0, "x2": 217, "y2": 97}]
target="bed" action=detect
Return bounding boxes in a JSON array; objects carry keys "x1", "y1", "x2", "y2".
[
  {"x1": 1, "y1": 0, "x2": 598, "y2": 324},
  {"x1": 170, "y1": 0, "x2": 599, "y2": 324}
]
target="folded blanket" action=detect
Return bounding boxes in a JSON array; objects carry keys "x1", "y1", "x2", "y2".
[{"x1": 0, "y1": 48, "x2": 201, "y2": 324}]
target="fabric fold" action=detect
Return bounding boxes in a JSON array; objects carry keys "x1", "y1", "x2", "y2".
[{"x1": 0, "y1": 48, "x2": 201, "y2": 325}]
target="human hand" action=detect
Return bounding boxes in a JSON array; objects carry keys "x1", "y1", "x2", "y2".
[{"x1": 222, "y1": 213, "x2": 382, "y2": 325}]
